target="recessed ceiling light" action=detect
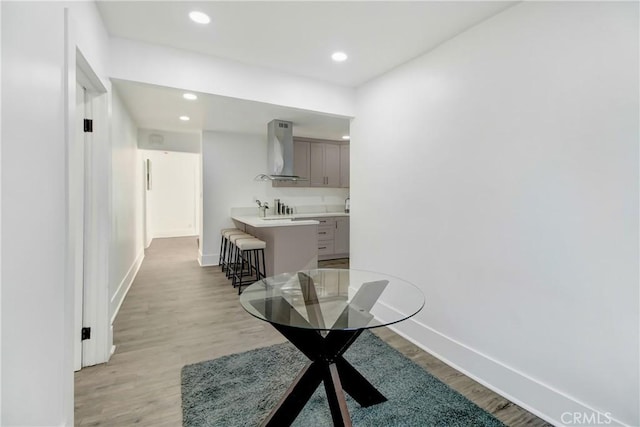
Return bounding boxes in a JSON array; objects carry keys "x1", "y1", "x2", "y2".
[
  {"x1": 179, "y1": 116, "x2": 190, "y2": 121},
  {"x1": 183, "y1": 93, "x2": 198, "y2": 101},
  {"x1": 189, "y1": 11, "x2": 210, "y2": 24},
  {"x1": 342, "y1": 135, "x2": 350, "y2": 140},
  {"x1": 331, "y1": 52, "x2": 348, "y2": 62}
]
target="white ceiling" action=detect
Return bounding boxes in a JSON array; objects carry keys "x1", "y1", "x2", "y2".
[{"x1": 99, "y1": 1, "x2": 515, "y2": 139}]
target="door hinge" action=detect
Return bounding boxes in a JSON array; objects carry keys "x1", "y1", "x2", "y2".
[
  {"x1": 81, "y1": 327, "x2": 91, "y2": 341},
  {"x1": 83, "y1": 119, "x2": 93, "y2": 133}
]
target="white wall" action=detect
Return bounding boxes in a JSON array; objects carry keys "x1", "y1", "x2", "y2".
[
  {"x1": 141, "y1": 149, "x2": 200, "y2": 240},
  {"x1": 110, "y1": 90, "x2": 145, "y2": 323},
  {"x1": 352, "y1": 2, "x2": 638, "y2": 426},
  {"x1": 109, "y1": 37, "x2": 356, "y2": 118},
  {"x1": 0, "y1": 1, "x2": 3, "y2": 420},
  {"x1": 200, "y1": 131, "x2": 349, "y2": 265},
  {"x1": 1, "y1": 1, "x2": 111, "y2": 425}
]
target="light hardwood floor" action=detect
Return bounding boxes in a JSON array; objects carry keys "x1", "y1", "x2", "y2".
[{"x1": 75, "y1": 237, "x2": 550, "y2": 426}]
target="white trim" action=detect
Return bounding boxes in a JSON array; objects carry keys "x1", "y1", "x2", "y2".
[
  {"x1": 110, "y1": 249, "x2": 144, "y2": 324},
  {"x1": 199, "y1": 251, "x2": 219, "y2": 267},
  {"x1": 151, "y1": 229, "x2": 197, "y2": 239},
  {"x1": 79, "y1": 76, "x2": 110, "y2": 369},
  {"x1": 374, "y1": 302, "x2": 628, "y2": 427},
  {"x1": 66, "y1": 10, "x2": 82, "y2": 375},
  {"x1": 63, "y1": 9, "x2": 77, "y2": 424},
  {"x1": 0, "y1": 0, "x2": 3, "y2": 419}
]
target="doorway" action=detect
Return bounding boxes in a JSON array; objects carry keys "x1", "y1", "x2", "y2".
[
  {"x1": 71, "y1": 50, "x2": 111, "y2": 371},
  {"x1": 142, "y1": 149, "x2": 200, "y2": 242}
]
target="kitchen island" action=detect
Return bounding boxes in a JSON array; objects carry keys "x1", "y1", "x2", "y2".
[{"x1": 232, "y1": 215, "x2": 320, "y2": 276}]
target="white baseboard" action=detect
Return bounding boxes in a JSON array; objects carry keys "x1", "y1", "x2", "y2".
[
  {"x1": 151, "y1": 228, "x2": 197, "y2": 239},
  {"x1": 375, "y1": 302, "x2": 628, "y2": 427},
  {"x1": 199, "y1": 251, "x2": 219, "y2": 267},
  {"x1": 110, "y1": 249, "x2": 144, "y2": 324}
]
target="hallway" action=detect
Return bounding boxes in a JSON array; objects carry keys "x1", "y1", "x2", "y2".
[
  {"x1": 74, "y1": 237, "x2": 285, "y2": 425},
  {"x1": 74, "y1": 237, "x2": 547, "y2": 426}
]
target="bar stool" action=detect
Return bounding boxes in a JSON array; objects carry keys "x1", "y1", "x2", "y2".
[
  {"x1": 227, "y1": 233, "x2": 255, "y2": 279},
  {"x1": 232, "y1": 237, "x2": 266, "y2": 294},
  {"x1": 220, "y1": 229, "x2": 247, "y2": 272},
  {"x1": 219, "y1": 228, "x2": 238, "y2": 267},
  {"x1": 220, "y1": 229, "x2": 251, "y2": 274}
]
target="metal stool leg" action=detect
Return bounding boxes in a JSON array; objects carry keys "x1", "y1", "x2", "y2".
[
  {"x1": 219, "y1": 235, "x2": 225, "y2": 268},
  {"x1": 227, "y1": 243, "x2": 238, "y2": 279},
  {"x1": 259, "y1": 249, "x2": 266, "y2": 279},
  {"x1": 231, "y1": 246, "x2": 241, "y2": 286},
  {"x1": 220, "y1": 236, "x2": 231, "y2": 272},
  {"x1": 238, "y1": 250, "x2": 248, "y2": 294}
]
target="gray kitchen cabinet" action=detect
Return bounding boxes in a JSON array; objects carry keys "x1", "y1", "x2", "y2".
[
  {"x1": 316, "y1": 217, "x2": 336, "y2": 258},
  {"x1": 325, "y1": 144, "x2": 341, "y2": 187},
  {"x1": 340, "y1": 144, "x2": 350, "y2": 188},
  {"x1": 310, "y1": 143, "x2": 341, "y2": 187},
  {"x1": 309, "y1": 143, "x2": 325, "y2": 186},
  {"x1": 309, "y1": 216, "x2": 349, "y2": 260},
  {"x1": 272, "y1": 139, "x2": 310, "y2": 187},
  {"x1": 334, "y1": 217, "x2": 350, "y2": 255}
]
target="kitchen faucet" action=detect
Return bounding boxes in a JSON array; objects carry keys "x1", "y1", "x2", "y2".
[{"x1": 256, "y1": 199, "x2": 269, "y2": 217}]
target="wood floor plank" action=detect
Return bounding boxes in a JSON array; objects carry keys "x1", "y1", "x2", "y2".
[{"x1": 74, "y1": 237, "x2": 549, "y2": 426}]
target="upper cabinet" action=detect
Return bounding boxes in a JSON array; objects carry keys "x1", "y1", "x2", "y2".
[
  {"x1": 340, "y1": 144, "x2": 349, "y2": 188},
  {"x1": 274, "y1": 138, "x2": 349, "y2": 188},
  {"x1": 310, "y1": 142, "x2": 340, "y2": 187}
]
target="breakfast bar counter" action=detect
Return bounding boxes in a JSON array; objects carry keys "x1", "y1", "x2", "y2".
[
  {"x1": 231, "y1": 215, "x2": 320, "y2": 228},
  {"x1": 232, "y1": 216, "x2": 319, "y2": 276}
]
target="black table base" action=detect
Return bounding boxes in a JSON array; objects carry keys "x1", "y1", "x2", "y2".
[{"x1": 261, "y1": 325, "x2": 387, "y2": 427}]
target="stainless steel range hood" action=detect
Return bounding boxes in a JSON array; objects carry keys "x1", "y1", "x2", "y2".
[{"x1": 254, "y1": 119, "x2": 307, "y2": 182}]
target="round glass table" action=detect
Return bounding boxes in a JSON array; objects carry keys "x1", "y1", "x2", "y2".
[{"x1": 240, "y1": 269, "x2": 425, "y2": 427}]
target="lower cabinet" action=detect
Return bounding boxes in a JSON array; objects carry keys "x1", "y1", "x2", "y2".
[
  {"x1": 311, "y1": 216, "x2": 349, "y2": 260},
  {"x1": 334, "y1": 217, "x2": 350, "y2": 255}
]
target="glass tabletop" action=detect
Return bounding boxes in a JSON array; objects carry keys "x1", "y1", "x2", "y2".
[{"x1": 239, "y1": 269, "x2": 425, "y2": 331}]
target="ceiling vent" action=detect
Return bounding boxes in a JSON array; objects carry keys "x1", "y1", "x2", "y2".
[{"x1": 148, "y1": 133, "x2": 164, "y2": 145}]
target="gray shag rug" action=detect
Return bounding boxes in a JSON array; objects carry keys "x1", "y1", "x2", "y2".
[{"x1": 181, "y1": 331, "x2": 505, "y2": 426}]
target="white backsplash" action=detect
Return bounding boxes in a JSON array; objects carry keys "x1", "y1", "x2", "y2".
[
  {"x1": 234, "y1": 190, "x2": 349, "y2": 217},
  {"x1": 231, "y1": 203, "x2": 346, "y2": 217}
]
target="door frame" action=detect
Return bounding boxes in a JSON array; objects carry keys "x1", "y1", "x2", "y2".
[
  {"x1": 72, "y1": 79, "x2": 85, "y2": 371},
  {"x1": 65, "y1": 9, "x2": 112, "y2": 371}
]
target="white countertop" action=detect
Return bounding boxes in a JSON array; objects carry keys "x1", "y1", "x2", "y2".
[
  {"x1": 233, "y1": 212, "x2": 349, "y2": 228},
  {"x1": 287, "y1": 212, "x2": 349, "y2": 218},
  {"x1": 232, "y1": 215, "x2": 317, "y2": 228}
]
